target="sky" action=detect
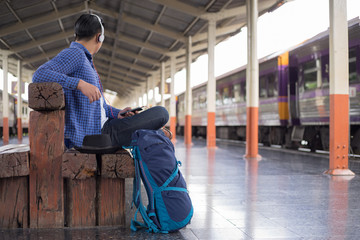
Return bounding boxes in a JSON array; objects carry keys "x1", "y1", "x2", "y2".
[{"x1": 1, "y1": 0, "x2": 360, "y2": 104}]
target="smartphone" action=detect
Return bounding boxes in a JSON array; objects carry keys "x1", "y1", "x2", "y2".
[{"x1": 120, "y1": 107, "x2": 143, "y2": 116}]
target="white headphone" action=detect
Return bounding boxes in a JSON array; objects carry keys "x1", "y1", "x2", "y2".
[{"x1": 92, "y1": 14, "x2": 105, "y2": 42}]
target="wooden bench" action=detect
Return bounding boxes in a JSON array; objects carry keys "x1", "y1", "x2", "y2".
[{"x1": 0, "y1": 82, "x2": 134, "y2": 229}]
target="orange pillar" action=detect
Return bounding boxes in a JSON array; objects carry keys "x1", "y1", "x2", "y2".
[
  {"x1": 244, "y1": 0, "x2": 261, "y2": 160},
  {"x1": 185, "y1": 115, "x2": 192, "y2": 145},
  {"x1": 170, "y1": 116, "x2": 176, "y2": 141},
  {"x1": 325, "y1": 95, "x2": 354, "y2": 175},
  {"x1": 207, "y1": 19, "x2": 216, "y2": 148},
  {"x1": 245, "y1": 107, "x2": 259, "y2": 158},
  {"x1": 170, "y1": 55, "x2": 176, "y2": 142},
  {"x1": 3, "y1": 117, "x2": 9, "y2": 144},
  {"x1": 17, "y1": 118, "x2": 23, "y2": 141},
  {"x1": 325, "y1": 0, "x2": 354, "y2": 175},
  {"x1": 2, "y1": 51, "x2": 9, "y2": 144},
  {"x1": 17, "y1": 60, "x2": 23, "y2": 141},
  {"x1": 207, "y1": 112, "x2": 216, "y2": 148},
  {"x1": 184, "y1": 36, "x2": 192, "y2": 145}
]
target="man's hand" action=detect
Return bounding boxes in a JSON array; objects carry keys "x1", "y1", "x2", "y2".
[
  {"x1": 77, "y1": 79, "x2": 101, "y2": 103},
  {"x1": 118, "y1": 107, "x2": 135, "y2": 119}
]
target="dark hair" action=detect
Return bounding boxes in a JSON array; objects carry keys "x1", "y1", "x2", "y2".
[{"x1": 74, "y1": 14, "x2": 104, "y2": 41}]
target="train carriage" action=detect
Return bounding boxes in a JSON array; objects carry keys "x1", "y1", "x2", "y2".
[
  {"x1": 0, "y1": 89, "x2": 30, "y2": 137},
  {"x1": 171, "y1": 18, "x2": 360, "y2": 153},
  {"x1": 289, "y1": 17, "x2": 360, "y2": 152}
]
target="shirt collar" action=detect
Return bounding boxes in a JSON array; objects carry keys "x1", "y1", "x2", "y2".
[{"x1": 70, "y1": 42, "x2": 93, "y2": 61}]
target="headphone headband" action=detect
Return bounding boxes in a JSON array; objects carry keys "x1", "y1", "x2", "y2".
[{"x1": 92, "y1": 14, "x2": 105, "y2": 42}]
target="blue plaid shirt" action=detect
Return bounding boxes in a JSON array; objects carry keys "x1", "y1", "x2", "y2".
[{"x1": 32, "y1": 42, "x2": 121, "y2": 149}]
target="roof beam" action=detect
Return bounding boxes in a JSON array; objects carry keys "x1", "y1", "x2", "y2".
[
  {"x1": 106, "y1": 31, "x2": 168, "y2": 56},
  {"x1": 101, "y1": 43, "x2": 160, "y2": 67},
  {"x1": 89, "y1": 3, "x2": 185, "y2": 43},
  {"x1": 0, "y1": 4, "x2": 85, "y2": 38},
  {"x1": 97, "y1": 52, "x2": 152, "y2": 75},
  {"x1": 10, "y1": 30, "x2": 73, "y2": 54},
  {"x1": 95, "y1": 60, "x2": 144, "y2": 86},
  {"x1": 201, "y1": 6, "x2": 247, "y2": 21},
  {"x1": 150, "y1": 0, "x2": 206, "y2": 17},
  {"x1": 122, "y1": 13, "x2": 185, "y2": 43}
]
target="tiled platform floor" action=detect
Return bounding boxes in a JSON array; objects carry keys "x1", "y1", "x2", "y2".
[{"x1": 1, "y1": 136, "x2": 360, "y2": 239}]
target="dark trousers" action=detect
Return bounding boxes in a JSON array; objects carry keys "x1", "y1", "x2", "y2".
[{"x1": 101, "y1": 106, "x2": 169, "y2": 147}]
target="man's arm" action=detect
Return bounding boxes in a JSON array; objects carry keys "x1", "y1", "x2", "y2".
[
  {"x1": 32, "y1": 48, "x2": 83, "y2": 90},
  {"x1": 33, "y1": 48, "x2": 101, "y2": 103}
]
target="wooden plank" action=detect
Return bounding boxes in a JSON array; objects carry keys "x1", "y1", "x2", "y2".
[
  {"x1": 101, "y1": 150, "x2": 135, "y2": 178},
  {"x1": 62, "y1": 152, "x2": 97, "y2": 179},
  {"x1": 28, "y1": 82, "x2": 65, "y2": 111},
  {"x1": 0, "y1": 177, "x2": 28, "y2": 228},
  {"x1": 97, "y1": 178, "x2": 125, "y2": 226},
  {"x1": 64, "y1": 178, "x2": 96, "y2": 227},
  {"x1": 29, "y1": 110, "x2": 65, "y2": 228},
  {"x1": 0, "y1": 144, "x2": 29, "y2": 154},
  {"x1": 0, "y1": 150, "x2": 29, "y2": 178}
]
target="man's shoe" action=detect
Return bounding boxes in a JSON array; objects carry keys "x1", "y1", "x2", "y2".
[{"x1": 162, "y1": 127, "x2": 173, "y2": 140}]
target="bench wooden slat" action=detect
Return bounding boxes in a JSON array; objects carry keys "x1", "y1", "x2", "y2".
[
  {"x1": 101, "y1": 150, "x2": 135, "y2": 178},
  {"x1": 0, "y1": 146, "x2": 29, "y2": 178},
  {"x1": 62, "y1": 152, "x2": 97, "y2": 179}
]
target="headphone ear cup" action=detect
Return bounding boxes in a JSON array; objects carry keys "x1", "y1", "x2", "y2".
[{"x1": 98, "y1": 34, "x2": 104, "y2": 42}]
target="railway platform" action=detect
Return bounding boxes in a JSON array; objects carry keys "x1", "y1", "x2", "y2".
[{"x1": 1, "y1": 136, "x2": 360, "y2": 239}]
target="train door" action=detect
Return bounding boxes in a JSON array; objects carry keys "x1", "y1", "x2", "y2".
[
  {"x1": 287, "y1": 55, "x2": 304, "y2": 144},
  {"x1": 288, "y1": 57, "x2": 300, "y2": 126}
]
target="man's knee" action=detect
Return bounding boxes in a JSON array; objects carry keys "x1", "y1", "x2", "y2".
[{"x1": 151, "y1": 106, "x2": 169, "y2": 122}]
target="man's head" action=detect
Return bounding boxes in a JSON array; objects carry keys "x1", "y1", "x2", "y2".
[{"x1": 74, "y1": 14, "x2": 105, "y2": 43}]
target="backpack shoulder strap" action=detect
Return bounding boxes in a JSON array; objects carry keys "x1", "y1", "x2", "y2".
[{"x1": 128, "y1": 146, "x2": 163, "y2": 233}]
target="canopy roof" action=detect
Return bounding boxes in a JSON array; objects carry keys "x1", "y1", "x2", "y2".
[{"x1": 0, "y1": 0, "x2": 285, "y2": 98}]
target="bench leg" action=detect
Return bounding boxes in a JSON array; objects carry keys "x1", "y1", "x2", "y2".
[
  {"x1": 64, "y1": 178, "x2": 97, "y2": 227},
  {"x1": 29, "y1": 110, "x2": 64, "y2": 228},
  {"x1": 97, "y1": 178, "x2": 125, "y2": 226},
  {"x1": 0, "y1": 177, "x2": 28, "y2": 228}
]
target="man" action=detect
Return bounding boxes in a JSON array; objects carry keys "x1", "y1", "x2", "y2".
[{"x1": 32, "y1": 13, "x2": 170, "y2": 149}]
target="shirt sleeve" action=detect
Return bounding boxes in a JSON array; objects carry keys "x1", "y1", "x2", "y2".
[
  {"x1": 103, "y1": 100, "x2": 121, "y2": 119},
  {"x1": 32, "y1": 48, "x2": 84, "y2": 90}
]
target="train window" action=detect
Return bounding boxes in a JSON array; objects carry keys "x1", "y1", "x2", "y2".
[
  {"x1": 267, "y1": 74, "x2": 278, "y2": 98},
  {"x1": 216, "y1": 91, "x2": 222, "y2": 106},
  {"x1": 241, "y1": 81, "x2": 246, "y2": 102},
  {"x1": 199, "y1": 94, "x2": 206, "y2": 108},
  {"x1": 233, "y1": 84, "x2": 241, "y2": 102},
  {"x1": 222, "y1": 87, "x2": 231, "y2": 104},
  {"x1": 179, "y1": 101, "x2": 184, "y2": 113},
  {"x1": 349, "y1": 48, "x2": 358, "y2": 83},
  {"x1": 302, "y1": 60, "x2": 318, "y2": 90},
  {"x1": 193, "y1": 96, "x2": 199, "y2": 110},
  {"x1": 259, "y1": 77, "x2": 267, "y2": 98}
]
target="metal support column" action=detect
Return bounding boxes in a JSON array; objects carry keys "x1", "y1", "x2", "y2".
[
  {"x1": 141, "y1": 85, "x2": 146, "y2": 107},
  {"x1": 17, "y1": 60, "x2": 23, "y2": 140},
  {"x1": 160, "y1": 61, "x2": 165, "y2": 107},
  {"x1": 2, "y1": 52, "x2": 9, "y2": 144},
  {"x1": 207, "y1": 19, "x2": 216, "y2": 148},
  {"x1": 170, "y1": 55, "x2": 177, "y2": 141},
  {"x1": 325, "y1": 0, "x2": 354, "y2": 175},
  {"x1": 185, "y1": 36, "x2": 192, "y2": 145},
  {"x1": 152, "y1": 76, "x2": 156, "y2": 107},
  {"x1": 146, "y1": 77, "x2": 149, "y2": 107},
  {"x1": 244, "y1": 0, "x2": 261, "y2": 159}
]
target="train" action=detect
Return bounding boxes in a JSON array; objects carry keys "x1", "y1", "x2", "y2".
[
  {"x1": 0, "y1": 89, "x2": 30, "y2": 137},
  {"x1": 167, "y1": 17, "x2": 360, "y2": 154}
]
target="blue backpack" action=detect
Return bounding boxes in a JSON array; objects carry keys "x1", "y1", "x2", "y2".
[{"x1": 127, "y1": 129, "x2": 193, "y2": 233}]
